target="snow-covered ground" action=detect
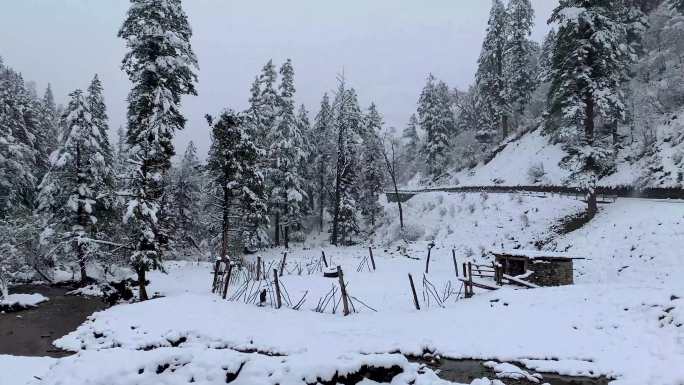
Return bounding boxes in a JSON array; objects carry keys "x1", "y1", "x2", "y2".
[
  {"x1": 0, "y1": 293, "x2": 48, "y2": 310},
  {"x1": 2, "y1": 193, "x2": 683, "y2": 384}
]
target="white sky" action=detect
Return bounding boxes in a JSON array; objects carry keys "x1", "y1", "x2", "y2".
[{"x1": 0, "y1": 0, "x2": 557, "y2": 160}]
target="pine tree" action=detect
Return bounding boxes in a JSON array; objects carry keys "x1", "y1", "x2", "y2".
[
  {"x1": 173, "y1": 141, "x2": 202, "y2": 251},
  {"x1": 86, "y1": 75, "x2": 113, "y2": 164},
  {"x1": 268, "y1": 59, "x2": 308, "y2": 248},
  {"x1": 671, "y1": 0, "x2": 684, "y2": 13},
  {"x1": 38, "y1": 84, "x2": 60, "y2": 171},
  {"x1": 37, "y1": 89, "x2": 114, "y2": 283},
  {"x1": 257, "y1": 60, "x2": 279, "y2": 148},
  {"x1": 537, "y1": 30, "x2": 557, "y2": 83},
  {"x1": 297, "y1": 104, "x2": 315, "y2": 215},
  {"x1": 118, "y1": 0, "x2": 198, "y2": 300},
  {"x1": 359, "y1": 103, "x2": 385, "y2": 229},
  {"x1": 504, "y1": 0, "x2": 536, "y2": 117},
  {"x1": 0, "y1": 60, "x2": 38, "y2": 217},
  {"x1": 331, "y1": 78, "x2": 363, "y2": 246},
  {"x1": 418, "y1": 74, "x2": 453, "y2": 182},
  {"x1": 547, "y1": 0, "x2": 635, "y2": 217},
  {"x1": 311, "y1": 93, "x2": 334, "y2": 233},
  {"x1": 475, "y1": 0, "x2": 509, "y2": 142},
  {"x1": 206, "y1": 111, "x2": 268, "y2": 259}
]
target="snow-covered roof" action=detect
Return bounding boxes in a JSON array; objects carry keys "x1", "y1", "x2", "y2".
[{"x1": 491, "y1": 249, "x2": 579, "y2": 260}]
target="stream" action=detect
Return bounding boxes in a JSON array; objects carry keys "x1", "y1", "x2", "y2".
[{"x1": 0, "y1": 284, "x2": 106, "y2": 357}]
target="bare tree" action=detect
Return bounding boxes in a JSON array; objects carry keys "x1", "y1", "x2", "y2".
[{"x1": 381, "y1": 133, "x2": 404, "y2": 231}]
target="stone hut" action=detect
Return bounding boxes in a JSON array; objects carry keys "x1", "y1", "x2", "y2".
[{"x1": 492, "y1": 249, "x2": 576, "y2": 286}]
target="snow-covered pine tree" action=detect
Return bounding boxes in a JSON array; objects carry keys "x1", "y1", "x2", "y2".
[
  {"x1": 537, "y1": 30, "x2": 557, "y2": 83},
  {"x1": 400, "y1": 113, "x2": 421, "y2": 180},
  {"x1": 331, "y1": 78, "x2": 363, "y2": 246},
  {"x1": 418, "y1": 74, "x2": 453, "y2": 182},
  {"x1": 173, "y1": 141, "x2": 202, "y2": 251},
  {"x1": 206, "y1": 111, "x2": 268, "y2": 259},
  {"x1": 118, "y1": 0, "x2": 198, "y2": 300},
  {"x1": 0, "y1": 59, "x2": 38, "y2": 218},
  {"x1": 311, "y1": 93, "x2": 334, "y2": 233},
  {"x1": 296, "y1": 104, "x2": 315, "y2": 215},
  {"x1": 257, "y1": 60, "x2": 279, "y2": 148},
  {"x1": 504, "y1": 0, "x2": 537, "y2": 118},
  {"x1": 37, "y1": 84, "x2": 61, "y2": 174},
  {"x1": 475, "y1": 0, "x2": 509, "y2": 142},
  {"x1": 268, "y1": 59, "x2": 308, "y2": 248},
  {"x1": 86, "y1": 74, "x2": 113, "y2": 164},
  {"x1": 670, "y1": 0, "x2": 684, "y2": 13},
  {"x1": 37, "y1": 89, "x2": 113, "y2": 283},
  {"x1": 547, "y1": 0, "x2": 635, "y2": 217},
  {"x1": 359, "y1": 103, "x2": 385, "y2": 230}
]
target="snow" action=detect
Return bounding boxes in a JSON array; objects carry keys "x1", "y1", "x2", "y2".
[
  {"x1": 3, "y1": 194, "x2": 683, "y2": 385},
  {"x1": 0, "y1": 355, "x2": 56, "y2": 385},
  {"x1": 0, "y1": 293, "x2": 48, "y2": 309}
]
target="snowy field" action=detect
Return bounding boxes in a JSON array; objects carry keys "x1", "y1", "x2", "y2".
[{"x1": 3, "y1": 193, "x2": 684, "y2": 385}]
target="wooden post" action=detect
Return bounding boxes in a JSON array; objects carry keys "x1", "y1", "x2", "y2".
[
  {"x1": 222, "y1": 263, "x2": 233, "y2": 300},
  {"x1": 211, "y1": 260, "x2": 221, "y2": 293},
  {"x1": 462, "y1": 263, "x2": 467, "y2": 281},
  {"x1": 452, "y1": 249, "x2": 458, "y2": 277},
  {"x1": 467, "y1": 262, "x2": 473, "y2": 298},
  {"x1": 408, "y1": 273, "x2": 420, "y2": 310},
  {"x1": 321, "y1": 250, "x2": 328, "y2": 268},
  {"x1": 368, "y1": 247, "x2": 376, "y2": 271},
  {"x1": 273, "y1": 269, "x2": 282, "y2": 309},
  {"x1": 425, "y1": 246, "x2": 432, "y2": 275},
  {"x1": 256, "y1": 256, "x2": 262, "y2": 281},
  {"x1": 337, "y1": 266, "x2": 350, "y2": 316},
  {"x1": 279, "y1": 252, "x2": 287, "y2": 277}
]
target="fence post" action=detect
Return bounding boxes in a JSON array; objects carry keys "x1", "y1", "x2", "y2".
[
  {"x1": 452, "y1": 249, "x2": 458, "y2": 277},
  {"x1": 321, "y1": 250, "x2": 328, "y2": 268},
  {"x1": 211, "y1": 260, "x2": 221, "y2": 293},
  {"x1": 425, "y1": 246, "x2": 432, "y2": 275},
  {"x1": 256, "y1": 256, "x2": 261, "y2": 281},
  {"x1": 222, "y1": 263, "x2": 233, "y2": 300},
  {"x1": 408, "y1": 273, "x2": 420, "y2": 310},
  {"x1": 337, "y1": 266, "x2": 350, "y2": 316},
  {"x1": 467, "y1": 262, "x2": 473, "y2": 298},
  {"x1": 368, "y1": 247, "x2": 376, "y2": 271},
  {"x1": 279, "y1": 252, "x2": 287, "y2": 277},
  {"x1": 273, "y1": 268, "x2": 282, "y2": 309}
]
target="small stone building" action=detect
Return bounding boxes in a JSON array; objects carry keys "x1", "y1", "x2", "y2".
[{"x1": 492, "y1": 249, "x2": 575, "y2": 286}]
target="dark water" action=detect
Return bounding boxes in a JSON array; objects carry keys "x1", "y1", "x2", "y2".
[
  {"x1": 0, "y1": 285, "x2": 106, "y2": 357},
  {"x1": 418, "y1": 357, "x2": 611, "y2": 385}
]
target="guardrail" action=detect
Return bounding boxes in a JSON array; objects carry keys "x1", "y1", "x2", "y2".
[{"x1": 386, "y1": 185, "x2": 684, "y2": 203}]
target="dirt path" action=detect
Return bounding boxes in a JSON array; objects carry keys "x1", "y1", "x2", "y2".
[{"x1": 0, "y1": 285, "x2": 106, "y2": 357}]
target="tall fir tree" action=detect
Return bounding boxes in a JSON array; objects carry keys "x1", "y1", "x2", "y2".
[
  {"x1": 504, "y1": 0, "x2": 537, "y2": 117},
  {"x1": 118, "y1": 0, "x2": 198, "y2": 300},
  {"x1": 86, "y1": 74, "x2": 113, "y2": 164},
  {"x1": 359, "y1": 103, "x2": 385, "y2": 229},
  {"x1": 331, "y1": 78, "x2": 363, "y2": 246},
  {"x1": 418, "y1": 74, "x2": 453, "y2": 182},
  {"x1": 37, "y1": 89, "x2": 113, "y2": 283},
  {"x1": 297, "y1": 104, "x2": 315, "y2": 214},
  {"x1": 311, "y1": 93, "x2": 334, "y2": 233},
  {"x1": 475, "y1": 0, "x2": 509, "y2": 142},
  {"x1": 173, "y1": 141, "x2": 202, "y2": 251},
  {"x1": 206, "y1": 111, "x2": 268, "y2": 258},
  {"x1": 547, "y1": 0, "x2": 635, "y2": 217},
  {"x1": 537, "y1": 30, "x2": 557, "y2": 83},
  {"x1": 268, "y1": 59, "x2": 308, "y2": 247},
  {"x1": 400, "y1": 113, "x2": 421, "y2": 180}
]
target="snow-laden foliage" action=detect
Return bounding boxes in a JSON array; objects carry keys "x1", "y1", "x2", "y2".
[
  {"x1": 118, "y1": 0, "x2": 198, "y2": 299},
  {"x1": 37, "y1": 88, "x2": 114, "y2": 283},
  {"x1": 359, "y1": 103, "x2": 385, "y2": 230},
  {"x1": 418, "y1": 74, "x2": 455, "y2": 182}
]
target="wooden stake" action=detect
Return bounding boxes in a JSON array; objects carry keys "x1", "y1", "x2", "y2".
[
  {"x1": 452, "y1": 249, "x2": 459, "y2": 277},
  {"x1": 256, "y1": 257, "x2": 262, "y2": 281},
  {"x1": 408, "y1": 273, "x2": 420, "y2": 310},
  {"x1": 222, "y1": 263, "x2": 233, "y2": 300},
  {"x1": 368, "y1": 247, "x2": 376, "y2": 271},
  {"x1": 467, "y1": 262, "x2": 473, "y2": 298},
  {"x1": 321, "y1": 250, "x2": 328, "y2": 267},
  {"x1": 273, "y1": 269, "x2": 282, "y2": 309},
  {"x1": 425, "y1": 246, "x2": 432, "y2": 275},
  {"x1": 337, "y1": 266, "x2": 350, "y2": 316},
  {"x1": 279, "y1": 252, "x2": 287, "y2": 277},
  {"x1": 211, "y1": 260, "x2": 221, "y2": 293}
]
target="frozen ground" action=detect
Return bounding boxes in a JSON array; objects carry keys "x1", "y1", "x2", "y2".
[{"x1": 2, "y1": 193, "x2": 683, "y2": 384}]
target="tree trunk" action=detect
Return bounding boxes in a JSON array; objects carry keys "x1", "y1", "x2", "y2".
[
  {"x1": 584, "y1": 93, "x2": 597, "y2": 217},
  {"x1": 75, "y1": 143, "x2": 88, "y2": 284},
  {"x1": 331, "y1": 131, "x2": 345, "y2": 246},
  {"x1": 502, "y1": 114, "x2": 509, "y2": 139},
  {"x1": 274, "y1": 212, "x2": 280, "y2": 246},
  {"x1": 137, "y1": 267, "x2": 149, "y2": 301},
  {"x1": 587, "y1": 188, "x2": 598, "y2": 218},
  {"x1": 284, "y1": 225, "x2": 289, "y2": 249},
  {"x1": 318, "y1": 171, "x2": 325, "y2": 233}
]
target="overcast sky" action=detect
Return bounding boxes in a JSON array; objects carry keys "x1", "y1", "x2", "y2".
[{"x1": 0, "y1": 0, "x2": 557, "y2": 160}]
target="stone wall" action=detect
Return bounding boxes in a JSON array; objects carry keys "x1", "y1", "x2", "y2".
[{"x1": 529, "y1": 259, "x2": 573, "y2": 286}]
